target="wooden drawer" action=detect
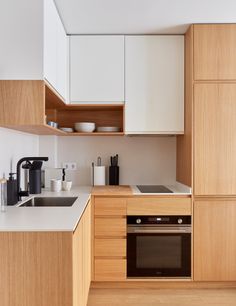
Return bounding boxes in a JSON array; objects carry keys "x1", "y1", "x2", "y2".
[
  {"x1": 94, "y1": 259, "x2": 126, "y2": 281},
  {"x1": 94, "y1": 198, "x2": 126, "y2": 216},
  {"x1": 127, "y1": 197, "x2": 191, "y2": 215},
  {"x1": 95, "y1": 218, "x2": 126, "y2": 237},
  {"x1": 95, "y1": 238, "x2": 126, "y2": 257}
]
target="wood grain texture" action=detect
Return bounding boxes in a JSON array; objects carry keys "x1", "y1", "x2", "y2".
[
  {"x1": 3, "y1": 124, "x2": 66, "y2": 135},
  {"x1": 176, "y1": 25, "x2": 193, "y2": 187},
  {"x1": 194, "y1": 200, "x2": 236, "y2": 281},
  {"x1": 0, "y1": 80, "x2": 45, "y2": 125},
  {"x1": 91, "y1": 281, "x2": 236, "y2": 289},
  {"x1": 94, "y1": 197, "x2": 127, "y2": 216},
  {"x1": 194, "y1": 24, "x2": 236, "y2": 80},
  {"x1": 56, "y1": 108, "x2": 124, "y2": 131},
  {"x1": 73, "y1": 201, "x2": 91, "y2": 306},
  {"x1": 127, "y1": 197, "x2": 191, "y2": 215},
  {"x1": 87, "y1": 288, "x2": 236, "y2": 306},
  {"x1": 0, "y1": 232, "x2": 73, "y2": 306},
  {"x1": 94, "y1": 259, "x2": 126, "y2": 281},
  {"x1": 92, "y1": 186, "x2": 132, "y2": 196},
  {"x1": 94, "y1": 218, "x2": 126, "y2": 237},
  {"x1": 194, "y1": 83, "x2": 236, "y2": 195},
  {"x1": 95, "y1": 238, "x2": 126, "y2": 257}
]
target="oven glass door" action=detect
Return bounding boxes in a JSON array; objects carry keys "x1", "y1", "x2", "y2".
[{"x1": 127, "y1": 232, "x2": 191, "y2": 277}]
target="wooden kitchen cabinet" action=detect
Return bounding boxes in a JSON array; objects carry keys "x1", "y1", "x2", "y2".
[
  {"x1": 70, "y1": 36, "x2": 124, "y2": 103},
  {"x1": 0, "y1": 201, "x2": 91, "y2": 306},
  {"x1": 44, "y1": 0, "x2": 68, "y2": 101},
  {"x1": 194, "y1": 24, "x2": 236, "y2": 80},
  {"x1": 194, "y1": 83, "x2": 236, "y2": 196},
  {"x1": 73, "y1": 200, "x2": 91, "y2": 306},
  {"x1": 125, "y1": 35, "x2": 184, "y2": 134},
  {"x1": 93, "y1": 197, "x2": 127, "y2": 281},
  {"x1": 194, "y1": 200, "x2": 236, "y2": 281}
]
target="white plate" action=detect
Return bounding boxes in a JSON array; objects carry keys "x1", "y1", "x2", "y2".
[
  {"x1": 60, "y1": 127, "x2": 74, "y2": 133},
  {"x1": 96, "y1": 126, "x2": 120, "y2": 132}
]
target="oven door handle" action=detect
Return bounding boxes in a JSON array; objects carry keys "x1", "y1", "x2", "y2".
[{"x1": 128, "y1": 227, "x2": 191, "y2": 234}]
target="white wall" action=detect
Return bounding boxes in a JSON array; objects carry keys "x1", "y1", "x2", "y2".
[
  {"x1": 40, "y1": 136, "x2": 176, "y2": 186},
  {"x1": 0, "y1": 0, "x2": 43, "y2": 79},
  {"x1": 0, "y1": 128, "x2": 39, "y2": 178}
]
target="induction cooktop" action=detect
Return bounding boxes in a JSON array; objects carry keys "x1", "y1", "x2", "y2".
[{"x1": 136, "y1": 185, "x2": 173, "y2": 193}]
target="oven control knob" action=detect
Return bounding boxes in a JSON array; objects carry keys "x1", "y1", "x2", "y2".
[
  {"x1": 178, "y1": 218, "x2": 183, "y2": 224},
  {"x1": 136, "y1": 218, "x2": 142, "y2": 224}
]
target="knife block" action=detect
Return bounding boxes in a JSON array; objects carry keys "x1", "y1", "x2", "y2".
[{"x1": 109, "y1": 166, "x2": 119, "y2": 185}]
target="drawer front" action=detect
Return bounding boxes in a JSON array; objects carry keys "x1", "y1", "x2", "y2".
[
  {"x1": 95, "y1": 238, "x2": 126, "y2": 257},
  {"x1": 127, "y1": 197, "x2": 191, "y2": 215},
  {"x1": 95, "y1": 218, "x2": 126, "y2": 237},
  {"x1": 94, "y1": 259, "x2": 126, "y2": 281},
  {"x1": 94, "y1": 198, "x2": 126, "y2": 216}
]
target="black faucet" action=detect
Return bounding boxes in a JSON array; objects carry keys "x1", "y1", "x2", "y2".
[{"x1": 16, "y1": 157, "x2": 49, "y2": 201}]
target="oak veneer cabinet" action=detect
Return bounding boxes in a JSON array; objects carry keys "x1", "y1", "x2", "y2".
[
  {"x1": 93, "y1": 197, "x2": 127, "y2": 281},
  {"x1": 194, "y1": 24, "x2": 236, "y2": 80},
  {"x1": 0, "y1": 201, "x2": 91, "y2": 306},
  {"x1": 194, "y1": 83, "x2": 236, "y2": 195},
  {"x1": 194, "y1": 200, "x2": 236, "y2": 281}
]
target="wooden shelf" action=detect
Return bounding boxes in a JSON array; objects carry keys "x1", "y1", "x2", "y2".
[
  {"x1": 0, "y1": 80, "x2": 125, "y2": 136},
  {"x1": 62, "y1": 132, "x2": 124, "y2": 136}
]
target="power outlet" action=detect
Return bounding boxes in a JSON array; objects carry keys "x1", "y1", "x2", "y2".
[{"x1": 62, "y1": 162, "x2": 77, "y2": 170}]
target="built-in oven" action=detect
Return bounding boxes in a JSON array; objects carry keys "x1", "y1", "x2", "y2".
[{"x1": 127, "y1": 215, "x2": 191, "y2": 278}]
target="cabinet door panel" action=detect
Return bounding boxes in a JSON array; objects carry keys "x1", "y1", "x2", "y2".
[
  {"x1": 194, "y1": 84, "x2": 236, "y2": 195},
  {"x1": 95, "y1": 238, "x2": 126, "y2": 257},
  {"x1": 194, "y1": 24, "x2": 236, "y2": 80},
  {"x1": 70, "y1": 36, "x2": 124, "y2": 103},
  {"x1": 95, "y1": 218, "x2": 126, "y2": 237},
  {"x1": 94, "y1": 259, "x2": 126, "y2": 281},
  {"x1": 194, "y1": 200, "x2": 236, "y2": 281},
  {"x1": 125, "y1": 36, "x2": 184, "y2": 134},
  {"x1": 94, "y1": 198, "x2": 126, "y2": 216}
]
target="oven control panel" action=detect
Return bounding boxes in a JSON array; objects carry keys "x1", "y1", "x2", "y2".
[{"x1": 128, "y1": 215, "x2": 191, "y2": 225}]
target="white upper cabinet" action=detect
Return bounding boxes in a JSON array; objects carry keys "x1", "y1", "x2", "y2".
[
  {"x1": 125, "y1": 36, "x2": 184, "y2": 134},
  {"x1": 44, "y1": 0, "x2": 68, "y2": 101},
  {"x1": 70, "y1": 36, "x2": 124, "y2": 103}
]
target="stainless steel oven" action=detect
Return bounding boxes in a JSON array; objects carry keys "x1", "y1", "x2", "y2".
[{"x1": 127, "y1": 216, "x2": 191, "y2": 278}]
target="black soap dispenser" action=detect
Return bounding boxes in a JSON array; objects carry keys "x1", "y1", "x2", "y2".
[{"x1": 7, "y1": 173, "x2": 18, "y2": 205}]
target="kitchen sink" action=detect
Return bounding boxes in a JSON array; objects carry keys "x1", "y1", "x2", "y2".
[{"x1": 19, "y1": 197, "x2": 78, "y2": 207}]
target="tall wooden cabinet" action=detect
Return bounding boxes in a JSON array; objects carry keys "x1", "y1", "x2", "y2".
[
  {"x1": 194, "y1": 200, "x2": 236, "y2": 281},
  {"x1": 177, "y1": 24, "x2": 236, "y2": 281},
  {"x1": 194, "y1": 83, "x2": 236, "y2": 196}
]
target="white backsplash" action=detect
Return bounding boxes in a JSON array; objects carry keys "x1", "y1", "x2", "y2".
[
  {"x1": 40, "y1": 135, "x2": 176, "y2": 186},
  {"x1": 0, "y1": 128, "x2": 39, "y2": 178}
]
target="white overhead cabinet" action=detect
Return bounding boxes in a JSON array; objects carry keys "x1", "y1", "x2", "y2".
[
  {"x1": 70, "y1": 36, "x2": 124, "y2": 103},
  {"x1": 44, "y1": 0, "x2": 68, "y2": 101},
  {"x1": 125, "y1": 36, "x2": 184, "y2": 134}
]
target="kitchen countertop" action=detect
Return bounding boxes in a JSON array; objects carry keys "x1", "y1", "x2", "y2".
[
  {"x1": 0, "y1": 183, "x2": 191, "y2": 232},
  {"x1": 92, "y1": 185, "x2": 133, "y2": 196},
  {"x1": 0, "y1": 187, "x2": 91, "y2": 232}
]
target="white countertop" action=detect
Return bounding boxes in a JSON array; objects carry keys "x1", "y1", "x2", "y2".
[
  {"x1": 0, "y1": 183, "x2": 191, "y2": 232},
  {"x1": 0, "y1": 187, "x2": 91, "y2": 232}
]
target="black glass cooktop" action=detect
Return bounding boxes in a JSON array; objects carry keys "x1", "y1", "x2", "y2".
[{"x1": 137, "y1": 185, "x2": 173, "y2": 193}]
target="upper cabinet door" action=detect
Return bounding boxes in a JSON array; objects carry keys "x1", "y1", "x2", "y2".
[
  {"x1": 194, "y1": 24, "x2": 236, "y2": 80},
  {"x1": 44, "y1": 0, "x2": 67, "y2": 101},
  {"x1": 70, "y1": 36, "x2": 124, "y2": 103},
  {"x1": 125, "y1": 36, "x2": 184, "y2": 134},
  {"x1": 194, "y1": 83, "x2": 236, "y2": 196}
]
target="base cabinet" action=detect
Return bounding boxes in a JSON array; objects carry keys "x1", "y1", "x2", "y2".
[
  {"x1": 194, "y1": 200, "x2": 236, "y2": 281},
  {"x1": 0, "y1": 201, "x2": 91, "y2": 306}
]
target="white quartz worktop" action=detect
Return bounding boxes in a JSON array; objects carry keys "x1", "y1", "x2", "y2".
[
  {"x1": 0, "y1": 183, "x2": 191, "y2": 232},
  {"x1": 0, "y1": 187, "x2": 91, "y2": 232}
]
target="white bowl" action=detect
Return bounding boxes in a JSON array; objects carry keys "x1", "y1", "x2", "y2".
[
  {"x1": 74, "y1": 122, "x2": 96, "y2": 133},
  {"x1": 60, "y1": 127, "x2": 74, "y2": 133}
]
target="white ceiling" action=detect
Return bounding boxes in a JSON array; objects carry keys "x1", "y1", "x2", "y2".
[{"x1": 54, "y1": 0, "x2": 236, "y2": 34}]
